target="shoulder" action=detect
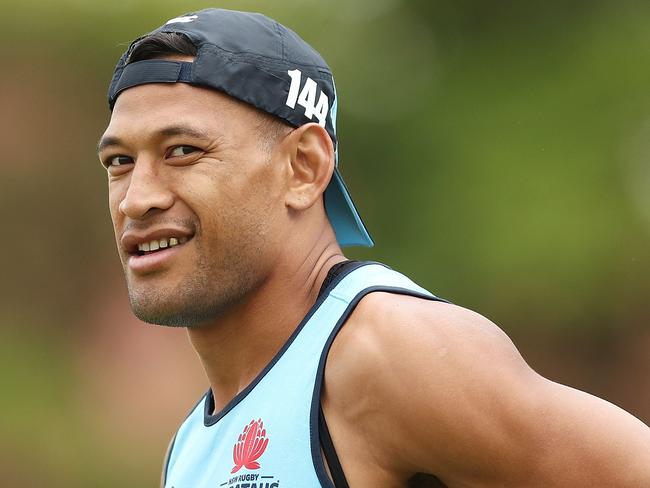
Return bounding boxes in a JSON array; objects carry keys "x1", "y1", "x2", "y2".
[
  {"x1": 322, "y1": 291, "x2": 540, "y2": 476},
  {"x1": 326, "y1": 291, "x2": 530, "y2": 394}
]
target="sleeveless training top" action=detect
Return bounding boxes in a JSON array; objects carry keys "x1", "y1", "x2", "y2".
[{"x1": 163, "y1": 261, "x2": 445, "y2": 488}]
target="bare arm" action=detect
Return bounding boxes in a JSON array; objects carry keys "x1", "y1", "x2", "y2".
[{"x1": 329, "y1": 293, "x2": 650, "y2": 487}]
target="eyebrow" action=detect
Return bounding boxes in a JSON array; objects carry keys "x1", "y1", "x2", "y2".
[{"x1": 97, "y1": 125, "x2": 212, "y2": 153}]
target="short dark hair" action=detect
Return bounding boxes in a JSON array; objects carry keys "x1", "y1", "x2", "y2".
[
  {"x1": 128, "y1": 32, "x2": 197, "y2": 63},
  {"x1": 126, "y1": 32, "x2": 291, "y2": 151}
]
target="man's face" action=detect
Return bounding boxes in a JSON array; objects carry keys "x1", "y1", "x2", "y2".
[{"x1": 98, "y1": 82, "x2": 288, "y2": 327}]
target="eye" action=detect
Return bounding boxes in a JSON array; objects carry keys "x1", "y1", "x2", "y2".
[
  {"x1": 105, "y1": 155, "x2": 133, "y2": 168},
  {"x1": 168, "y1": 145, "x2": 200, "y2": 157}
]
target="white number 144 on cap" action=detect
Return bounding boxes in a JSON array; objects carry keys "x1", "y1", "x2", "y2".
[{"x1": 285, "y1": 69, "x2": 329, "y2": 127}]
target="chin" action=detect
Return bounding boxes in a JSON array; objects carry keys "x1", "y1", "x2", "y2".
[
  {"x1": 126, "y1": 282, "x2": 243, "y2": 328},
  {"x1": 128, "y1": 292, "x2": 205, "y2": 327},
  {"x1": 124, "y1": 253, "x2": 259, "y2": 327}
]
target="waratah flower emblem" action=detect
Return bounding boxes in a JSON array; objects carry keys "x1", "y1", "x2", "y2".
[{"x1": 231, "y1": 418, "x2": 269, "y2": 474}]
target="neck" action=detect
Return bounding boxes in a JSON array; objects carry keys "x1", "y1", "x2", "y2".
[{"x1": 187, "y1": 238, "x2": 346, "y2": 413}]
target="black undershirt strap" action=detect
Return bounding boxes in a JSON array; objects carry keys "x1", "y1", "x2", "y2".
[
  {"x1": 318, "y1": 260, "x2": 358, "y2": 296},
  {"x1": 319, "y1": 405, "x2": 350, "y2": 488},
  {"x1": 316, "y1": 260, "x2": 356, "y2": 488}
]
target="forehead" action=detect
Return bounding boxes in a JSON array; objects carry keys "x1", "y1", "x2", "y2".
[{"x1": 104, "y1": 82, "x2": 258, "y2": 139}]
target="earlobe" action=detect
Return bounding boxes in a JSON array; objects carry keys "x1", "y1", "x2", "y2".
[{"x1": 284, "y1": 123, "x2": 335, "y2": 211}]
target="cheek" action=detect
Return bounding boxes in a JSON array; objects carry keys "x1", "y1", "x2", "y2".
[
  {"x1": 183, "y1": 156, "x2": 285, "y2": 241},
  {"x1": 246, "y1": 155, "x2": 286, "y2": 206},
  {"x1": 235, "y1": 167, "x2": 284, "y2": 231},
  {"x1": 107, "y1": 182, "x2": 126, "y2": 230},
  {"x1": 217, "y1": 185, "x2": 278, "y2": 246}
]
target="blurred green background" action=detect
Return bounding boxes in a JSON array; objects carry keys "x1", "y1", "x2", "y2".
[{"x1": 1, "y1": 0, "x2": 649, "y2": 485}]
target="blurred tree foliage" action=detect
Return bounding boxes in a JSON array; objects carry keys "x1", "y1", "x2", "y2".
[{"x1": 1, "y1": 0, "x2": 649, "y2": 486}]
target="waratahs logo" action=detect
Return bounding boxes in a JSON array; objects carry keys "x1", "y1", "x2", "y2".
[
  {"x1": 232, "y1": 419, "x2": 269, "y2": 473},
  {"x1": 225, "y1": 419, "x2": 279, "y2": 488}
]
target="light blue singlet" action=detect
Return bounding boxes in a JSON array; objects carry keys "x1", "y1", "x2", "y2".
[{"x1": 164, "y1": 262, "x2": 445, "y2": 488}]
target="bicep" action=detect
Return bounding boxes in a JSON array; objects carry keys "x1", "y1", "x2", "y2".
[{"x1": 518, "y1": 379, "x2": 650, "y2": 486}]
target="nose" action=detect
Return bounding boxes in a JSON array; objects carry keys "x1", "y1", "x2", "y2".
[{"x1": 118, "y1": 159, "x2": 174, "y2": 219}]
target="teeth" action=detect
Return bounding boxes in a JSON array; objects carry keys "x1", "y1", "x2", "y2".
[{"x1": 137, "y1": 236, "x2": 187, "y2": 252}]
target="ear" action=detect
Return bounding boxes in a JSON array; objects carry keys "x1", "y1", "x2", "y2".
[{"x1": 284, "y1": 123, "x2": 335, "y2": 211}]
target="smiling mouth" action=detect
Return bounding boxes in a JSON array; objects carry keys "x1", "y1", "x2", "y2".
[{"x1": 134, "y1": 236, "x2": 190, "y2": 256}]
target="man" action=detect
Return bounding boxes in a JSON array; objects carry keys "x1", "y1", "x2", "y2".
[{"x1": 98, "y1": 8, "x2": 650, "y2": 488}]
